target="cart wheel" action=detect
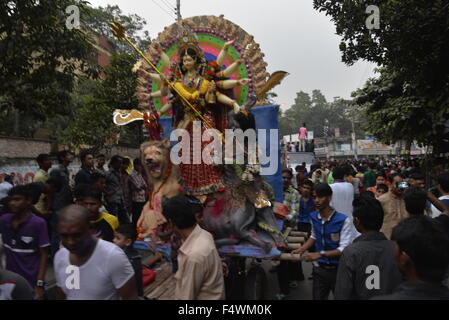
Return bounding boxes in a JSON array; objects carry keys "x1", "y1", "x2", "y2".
[{"x1": 244, "y1": 265, "x2": 267, "y2": 300}]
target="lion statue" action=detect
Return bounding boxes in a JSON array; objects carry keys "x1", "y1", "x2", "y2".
[{"x1": 137, "y1": 140, "x2": 181, "y2": 240}]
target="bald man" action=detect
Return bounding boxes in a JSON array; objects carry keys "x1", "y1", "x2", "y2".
[{"x1": 54, "y1": 205, "x2": 137, "y2": 300}]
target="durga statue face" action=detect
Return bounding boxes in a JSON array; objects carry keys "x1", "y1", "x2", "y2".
[{"x1": 180, "y1": 49, "x2": 198, "y2": 73}]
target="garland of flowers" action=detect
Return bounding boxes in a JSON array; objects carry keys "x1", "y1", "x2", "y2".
[
  {"x1": 258, "y1": 222, "x2": 282, "y2": 236},
  {"x1": 137, "y1": 162, "x2": 173, "y2": 239},
  {"x1": 147, "y1": 162, "x2": 173, "y2": 211},
  {"x1": 241, "y1": 163, "x2": 262, "y2": 183}
]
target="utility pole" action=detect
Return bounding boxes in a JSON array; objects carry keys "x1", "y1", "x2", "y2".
[
  {"x1": 351, "y1": 120, "x2": 358, "y2": 161},
  {"x1": 176, "y1": 0, "x2": 182, "y2": 22}
]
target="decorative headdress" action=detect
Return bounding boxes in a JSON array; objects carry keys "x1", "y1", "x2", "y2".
[{"x1": 177, "y1": 21, "x2": 205, "y2": 61}]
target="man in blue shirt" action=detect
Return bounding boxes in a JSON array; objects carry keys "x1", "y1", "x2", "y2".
[{"x1": 293, "y1": 183, "x2": 353, "y2": 300}]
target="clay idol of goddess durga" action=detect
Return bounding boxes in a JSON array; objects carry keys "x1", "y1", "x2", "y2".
[
  {"x1": 112, "y1": 19, "x2": 287, "y2": 253},
  {"x1": 142, "y1": 29, "x2": 251, "y2": 198}
]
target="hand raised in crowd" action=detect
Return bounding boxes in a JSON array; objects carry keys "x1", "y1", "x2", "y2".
[{"x1": 427, "y1": 190, "x2": 449, "y2": 215}]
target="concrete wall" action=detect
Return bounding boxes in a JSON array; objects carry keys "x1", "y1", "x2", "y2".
[
  {"x1": 0, "y1": 136, "x2": 52, "y2": 159},
  {"x1": 0, "y1": 158, "x2": 81, "y2": 185},
  {"x1": 0, "y1": 136, "x2": 140, "y2": 184}
]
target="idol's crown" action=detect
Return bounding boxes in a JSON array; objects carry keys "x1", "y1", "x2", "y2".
[{"x1": 177, "y1": 23, "x2": 204, "y2": 59}]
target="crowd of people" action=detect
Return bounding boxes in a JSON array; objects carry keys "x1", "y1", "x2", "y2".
[
  {"x1": 1, "y1": 151, "x2": 449, "y2": 300},
  {"x1": 283, "y1": 140, "x2": 316, "y2": 153},
  {"x1": 0, "y1": 149, "x2": 229, "y2": 300},
  {"x1": 278, "y1": 157, "x2": 449, "y2": 300},
  {"x1": 0, "y1": 151, "x2": 154, "y2": 300},
  {"x1": 281, "y1": 123, "x2": 315, "y2": 153}
]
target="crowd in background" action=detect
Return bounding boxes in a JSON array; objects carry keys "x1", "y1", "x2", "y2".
[
  {"x1": 277, "y1": 157, "x2": 449, "y2": 300},
  {"x1": 283, "y1": 140, "x2": 316, "y2": 153},
  {"x1": 1, "y1": 150, "x2": 449, "y2": 300},
  {"x1": 0, "y1": 151, "x2": 151, "y2": 300}
]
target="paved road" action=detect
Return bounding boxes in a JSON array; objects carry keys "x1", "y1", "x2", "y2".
[
  {"x1": 261, "y1": 260, "x2": 314, "y2": 300},
  {"x1": 224, "y1": 257, "x2": 320, "y2": 300}
]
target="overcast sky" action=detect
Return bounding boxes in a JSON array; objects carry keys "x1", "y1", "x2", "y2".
[{"x1": 89, "y1": 0, "x2": 377, "y2": 108}]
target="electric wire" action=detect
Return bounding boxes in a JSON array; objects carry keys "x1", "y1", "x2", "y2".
[{"x1": 150, "y1": 0, "x2": 177, "y2": 20}]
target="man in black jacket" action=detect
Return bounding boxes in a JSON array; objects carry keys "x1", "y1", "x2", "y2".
[
  {"x1": 372, "y1": 216, "x2": 449, "y2": 300},
  {"x1": 49, "y1": 150, "x2": 74, "y2": 257},
  {"x1": 75, "y1": 151, "x2": 95, "y2": 187},
  {"x1": 335, "y1": 195, "x2": 402, "y2": 300}
]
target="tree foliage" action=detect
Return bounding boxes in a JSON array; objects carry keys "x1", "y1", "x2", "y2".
[
  {"x1": 279, "y1": 90, "x2": 363, "y2": 139},
  {"x1": 0, "y1": 1, "x2": 152, "y2": 139},
  {"x1": 352, "y1": 68, "x2": 449, "y2": 150},
  {"x1": 0, "y1": 0, "x2": 98, "y2": 126},
  {"x1": 314, "y1": 0, "x2": 449, "y2": 150},
  {"x1": 83, "y1": 4, "x2": 152, "y2": 54},
  {"x1": 60, "y1": 53, "x2": 143, "y2": 151}
]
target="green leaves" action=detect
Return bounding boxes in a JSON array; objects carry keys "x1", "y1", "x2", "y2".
[
  {"x1": 83, "y1": 4, "x2": 152, "y2": 55},
  {"x1": 314, "y1": 0, "x2": 449, "y2": 152},
  {"x1": 0, "y1": 0, "x2": 97, "y2": 129},
  {"x1": 60, "y1": 53, "x2": 142, "y2": 151},
  {"x1": 352, "y1": 68, "x2": 449, "y2": 150},
  {"x1": 0, "y1": 1, "x2": 151, "y2": 141},
  {"x1": 279, "y1": 90, "x2": 362, "y2": 139}
]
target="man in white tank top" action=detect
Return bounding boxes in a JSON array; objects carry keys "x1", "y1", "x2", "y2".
[{"x1": 53, "y1": 205, "x2": 137, "y2": 300}]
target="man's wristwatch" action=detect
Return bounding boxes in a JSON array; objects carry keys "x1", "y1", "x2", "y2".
[
  {"x1": 319, "y1": 250, "x2": 326, "y2": 258},
  {"x1": 36, "y1": 280, "x2": 46, "y2": 288}
]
